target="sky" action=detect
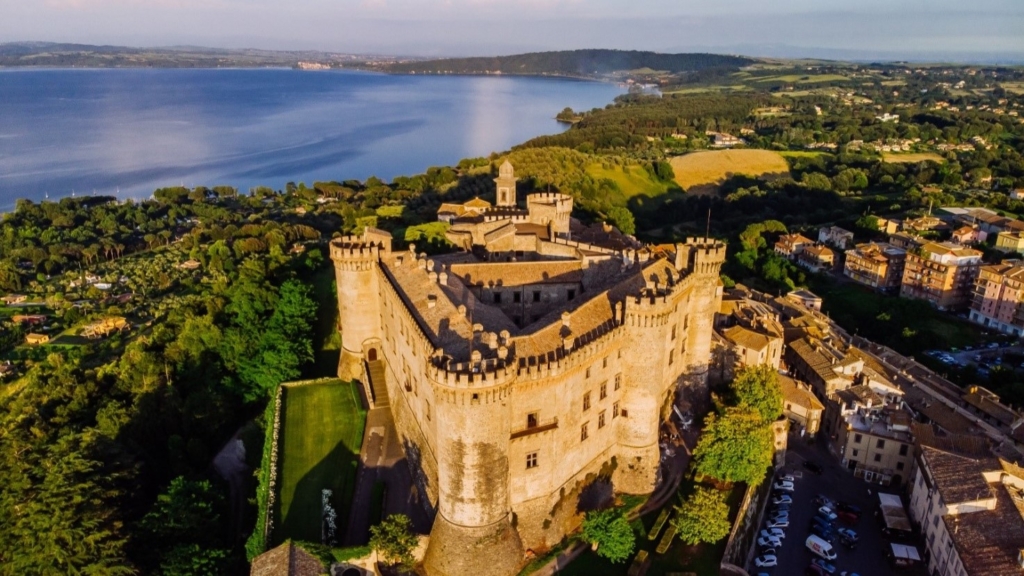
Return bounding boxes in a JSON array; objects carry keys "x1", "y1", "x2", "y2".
[{"x1": 2, "y1": 0, "x2": 1023, "y2": 61}]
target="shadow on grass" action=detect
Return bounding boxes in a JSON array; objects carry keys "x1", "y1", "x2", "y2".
[{"x1": 275, "y1": 438, "x2": 360, "y2": 547}]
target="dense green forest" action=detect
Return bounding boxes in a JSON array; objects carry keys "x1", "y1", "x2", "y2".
[{"x1": 379, "y1": 49, "x2": 753, "y2": 77}]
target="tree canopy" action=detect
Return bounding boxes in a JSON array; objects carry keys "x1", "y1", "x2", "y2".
[
  {"x1": 730, "y1": 364, "x2": 783, "y2": 423},
  {"x1": 580, "y1": 508, "x2": 636, "y2": 564},
  {"x1": 673, "y1": 487, "x2": 732, "y2": 545},
  {"x1": 693, "y1": 407, "x2": 774, "y2": 486},
  {"x1": 369, "y1": 514, "x2": 418, "y2": 568}
]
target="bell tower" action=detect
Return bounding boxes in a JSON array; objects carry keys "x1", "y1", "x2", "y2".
[{"x1": 495, "y1": 160, "x2": 517, "y2": 207}]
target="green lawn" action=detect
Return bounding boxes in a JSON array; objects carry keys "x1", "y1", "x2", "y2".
[
  {"x1": 273, "y1": 379, "x2": 366, "y2": 546},
  {"x1": 307, "y1": 266, "x2": 341, "y2": 378},
  {"x1": 586, "y1": 163, "x2": 674, "y2": 202}
]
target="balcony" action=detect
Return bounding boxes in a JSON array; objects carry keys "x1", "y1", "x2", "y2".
[{"x1": 511, "y1": 417, "x2": 559, "y2": 440}]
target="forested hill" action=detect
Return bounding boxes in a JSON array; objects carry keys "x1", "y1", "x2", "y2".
[{"x1": 378, "y1": 50, "x2": 755, "y2": 77}]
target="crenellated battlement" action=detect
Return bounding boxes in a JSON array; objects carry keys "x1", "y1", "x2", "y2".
[
  {"x1": 527, "y1": 192, "x2": 573, "y2": 208},
  {"x1": 515, "y1": 316, "x2": 623, "y2": 381},
  {"x1": 428, "y1": 354, "x2": 518, "y2": 389}
]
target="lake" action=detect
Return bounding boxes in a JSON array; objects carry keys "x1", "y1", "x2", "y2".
[{"x1": 0, "y1": 68, "x2": 622, "y2": 209}]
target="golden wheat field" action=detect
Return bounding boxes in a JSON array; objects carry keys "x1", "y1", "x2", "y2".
[
  {"x1": 881, "y1": 152, "x2": 945, "y2": 164},
  {"x1": 669, "y1": 149, "x2": 791, "y2": 194}
]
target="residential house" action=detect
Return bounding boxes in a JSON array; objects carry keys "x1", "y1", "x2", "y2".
[
  {"x1": 951, "y1": 225, "x2": 987, "y2": 245},
  {"x1": 437, "y1": 196, "x2": 493, "y2": 224},
  {"x1": 714, "y1": 296, "x2": 785, "y2": 378},
  {"x1": 785, "y1": 289, "x2": 822, "y2": 312},
  {"x1": 794, "y1": 244, "x2": 835, "y2": 273},
  {"x1": 843, "y1": 242, "x2": 907, "y2": 290},
  {"x1": 779, "y1": 374, "x2": 824, "y2": 436},
  {"x1": 874, "y1": 217, "x2": 901, "y2": 235},
  {"x1": 888, "y1": 232, "x2": 926, "y2": 251},
  {"x1": 11, "y1": 314, "x2": 46, "y2": 326},
  {"x1": 818, "y1": 226, "x2": 855, "y2": 250},
  {"x1": 1010, "y1": 189, "x2": 1024, "y2": 200},
  {"x1": 707, "y1": 132, "x2": 742, "y2": 148},
  {"x1": 908, "y1": 447, "x2": 1024, "y2": 576},
  {"x1": 995, "y1": 231, "x2": 1024, "y2": 254},
  {"x1": 962, "y1": 386, "x2": 1022, "y2": 434},
  {"x1": 25, "y1": 333, "x2": 50, "y2": 345},
  {"x1": 970, "y1": 261, "x2": 1024, "y2": 336},
  {"x1": 1, "y1": 294, "x2": 27, "y2": 305},
  {"x1": 832, "y1": 383, "x2": 916, "y2": 485},
  {"x1": 901, "y1": 241, "x2": 983, "y2": 310},
  {"x1": 774, "y1": 233, "x2": 814, "y2": 258},
  {"x1": 902, "y1": 215, "x2": 949, "y2": 234},
  {"x1": 721, "y1": 325, "x2": 783, "y2": 371}
]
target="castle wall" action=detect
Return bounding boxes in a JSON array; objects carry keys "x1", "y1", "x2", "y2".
[{"x1": 476, "y1": 282, "x2": 582, "y2": 327}]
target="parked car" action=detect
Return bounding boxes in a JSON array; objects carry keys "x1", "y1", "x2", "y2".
[
  {"x1": 766, "y1": 518, "x2": 790, "y2": 529},
  {"x1": 812, "y1": 558, "x2": 837, "y2": 574},
  {"x1": 836, "y1": 527, "x2": 858, "y2": 542},
  {"x1": 803, "y1": 460, "x2": 824, "y2": 475},
  {"x1": 805, "y1": 565, "x2": 826, "y2": 576},
  {"x1": 754, "y1": 555, "x2": 778, "y2": 568},
  {"x1": 810, "y1": 525, "x2": 835, "y2": 543},
  {"x1": 772, "y1": 503, "x2": 792, "y2": 512},
  {"x1": 772, "y1": 494, "x2": 793, "y2": 505},
  {"x1": 760, "y1": 528, "x2": 786, "y2": 540},
  {"x1": 758, "y1": 536, "x2": 782, "y2": 548},
  {"x1": 778, "y1": 474, "x2": 796, "y2": 483},
  {"x1": 837, "y1": 510, "x2": 859, "y2": 525},
  {"x1": 773, "y1": 481, "x2": 795, "y2": 492},
  {"x1": 805, "y1": 534, "x2": 837, "y2": 561},
  {"x1": 813, "y1": 513, "x2": 835, "y2": 527},
  {"x1": 760, "y1": 547, "x2": 777, "y2": 556},
  {"x1": 813, "y1": 494, "x2": 835, "y2": 508},
  {"x1": 818, "y1": 506, "x2": 838, "y2": 521}
]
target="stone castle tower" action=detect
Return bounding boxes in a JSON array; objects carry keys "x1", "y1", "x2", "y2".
[
  {"x1": 494, "y1": 159, "x2": 517, "y2": 207},
  {"x1": 331, "y1": 164, "x2": 725, "y2": 576}
]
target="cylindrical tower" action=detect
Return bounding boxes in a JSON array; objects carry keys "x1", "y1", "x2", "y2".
[
  {"x1": 614, "y1": 294, "x2": 674, "y2": 494},
  {"x1": 423, "y1": 358, "x2": 523, "y2": 576},
  {"x1": 680, "y1": 238, "x2": 727, "y2": 410},
  {"x1": 330, "y1": 235, "x2": 385, "y2": 381}
]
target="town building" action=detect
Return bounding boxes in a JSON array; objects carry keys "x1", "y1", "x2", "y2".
[
  {"x1": 330, "y1": 162, "x2": 725, "y2": 576},
  {"x1": 773, "y1": 233, "x2": 813, "y2": 259},
  {"x1": 779, "y1": 374, "x2": 824, "y2": 437},
  {"x1": 887, "y1": 232, "x2": 926, "y2": 251},
  {"x1": 843, "y1": 242, "x2": 907, "y2": 290},
  {"x1": 962, "y1": 386, "x2": 1022, "y2": 435},
  {"x1": 25, "y1": 333, "x2": 49, "y2": 345},
  {"x1": 970, "y1": 261, "x2": 1024, "y2": 336},
  {"x1": 818, "y1": 225, "x2": 854, "y2": 250},
  {"x1": 832, "y1": 383, "x2": 915, "y2": 485},
  {"x1": 908, "y1": 447, "x2": 1024, "y2": 576},
  {"x1": 995, "y1": 231, "x2": 1024, "y2": 254},
  {"x1": 874, "y1": 217, "x2": 901, "y2": 235},
  {"x1": 794, "y1": 244, "x2": 834, "y2": 273},
  {"x1": 785, "y1": 289, "x2": 822, "y2": 312},
  {"x1": 951, "y1": 225, "x2": 987, "y2": 245},
  {"x1": 900, "y1": 241, "x2": 983, "y2": 310}
]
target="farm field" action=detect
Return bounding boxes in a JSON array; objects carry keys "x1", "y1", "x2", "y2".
[
  {"x1": 273, "y1": 379, "x2": 366, "y2": 546},
  {"x1": 752, "y1": 73, "x2": 849, "y2": 84},
  {"x1": 1002, "y1": 82, "x2": 1024, "y2": 95},
  {"x1": 669, "y1": 149, "x2": 790, "y2": 194},
  {"x1": 882, "y1": 152, "x2": 945, "y2": 163}
]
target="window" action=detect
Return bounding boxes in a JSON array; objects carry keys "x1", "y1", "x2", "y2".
[
  {"x1": 533, "y1": 291, "x2": 541, "y2": 302},
  {"x1": 598, "y1": 411, "x2": 606, "y2": 429},
  {"x1": 671, "y1": 325, "x2": 677, "y2": 340},
  {"x1": 581, "y1": 423, "x2": 589, "y2": 442},
  {"x1": 586, "y1": 367, "x2": 591, "y2": 378},
  {"x1": 874, "y1": 453, "x2": 882, "y2": 462},
  {"x1": 615, "y1": 374, "x2": 622, "y2": 390},
  {"x1": 513, "y1": 292, "x2": 521, "y2": 303},
  {"x1": 613, "y1": 402, "x2": 619, "y2": 417},
  {"x1": 876, "y1": 439, "x2": 886, "y2": 449},
  {"x1": 526, "y1": 452, "x2": 538, "y2": 469},
  {"x1": 897, "y1": 462, "x2": 905, "y2": 471},
  {"x1": 471, "y1": 393, "x2": 480, "y2": 404},
  {"x1": 899, "y1": 444, "x2": 909, "y2": 456},
  {"x1": 527, "y1": 412, "x2": 538, "y2": 429},
  {"x1": 854, "y1": 433, "x2": 863, "y2": 444},
  {"x1": 426, "y1": 401, "x2": 431, "y2": 421},
  {"x1": 493, "y1": 292, "x2": 502, "y2": 304},
  {"x1": 568, "y1": 289, "x2": 576, "y2": 301},
  {"x1": 852, "y1": 449, "x2": 859, "y2": 457},
  {"x1": 600, "y1": 383, "x2": 607, "y2": 400},
  {"x1": 669, "y1": 350, "x2": 674, "y2": 365},
  {"x1": 583, "y1": 393, "x2": 591, "y2": 412},
  {"x1": 602, "y1": 357, "x2": 608, "y2": 369}
]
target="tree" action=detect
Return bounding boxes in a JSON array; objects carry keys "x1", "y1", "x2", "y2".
[
  {"x1": 693, "y1": 407, "x2": 773, "y2": 485},
  {"x1": 369, "y1": 514, "x2": 418, "y2": 568},
  {"x1": 730, "y1": 364, "x2": 783, "y2": 423},
  {"x1": 580, "y1": 508, "x2": 635, "y2": 564},
  {"x1": 673, "y1": 487, "x2": 732, "y2": 545},
  {"x1": 605, "y1": 206, "x2": 636, "y2": 236}
]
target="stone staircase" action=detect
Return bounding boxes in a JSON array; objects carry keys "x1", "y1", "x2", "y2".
[{"x1": 366, "y1": 360, "x2": 389, "y2": 408}]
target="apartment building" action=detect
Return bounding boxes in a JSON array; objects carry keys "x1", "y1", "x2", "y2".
[
  {"x1": 970, "y1": 261, "x2": 1024, "y2": 336},
  {"x1": 774, "y1": 233, "x2": 814, "y2": 258},
  {"x1": 908, "y1": 447, "x2": 1024, "y2": 576},
  {"x1": 901, "y1": 241, "x2": 982, "y2": 310},
  {"x1": 843, "y1": 242, "x2": 907, "y2": 290},
  {"x1": 779, "y1": 374, "x2": 824, "y2": 436},
  {"x1": 818, "y1": 225, "x2": 855, "y2": 250},
  {"x1": 794, "y1": 244, "x2": 835, "y2": 273},
  {"x1": 995, "y1": 231, "x2": 1024, "y2": 254}
]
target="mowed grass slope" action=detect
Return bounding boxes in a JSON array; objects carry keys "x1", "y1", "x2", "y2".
[
  {"x1": 586, "y1": 162, "x2": 674, "y2": 202},
  {"x1": 670, "y1": 149, "x2": 790, "y2": 194},
  {"x1": 274, "y1": 380, "x2": 366, "y2": 545}
]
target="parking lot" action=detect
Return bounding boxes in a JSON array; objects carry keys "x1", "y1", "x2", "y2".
[{"x1": 751, "y1": 437, "x2": 928, "y2": 576}]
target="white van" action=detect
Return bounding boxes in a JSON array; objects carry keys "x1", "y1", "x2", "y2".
[{"x1": 805, "y1": 534, "x2": 837, "y2": 560}]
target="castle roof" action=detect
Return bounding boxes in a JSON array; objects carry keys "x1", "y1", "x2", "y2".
[{"x1": 448, "y1": 260, "x2": 585, "y2": 288}]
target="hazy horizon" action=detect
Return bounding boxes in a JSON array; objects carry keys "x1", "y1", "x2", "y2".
[{"x1": 2, "y1": 0, "x2": 1023, "y2": 63}]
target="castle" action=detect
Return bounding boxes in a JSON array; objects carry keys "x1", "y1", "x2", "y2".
[{"x1": 331, "y1": 161, "x2": 725, "y2": 576}]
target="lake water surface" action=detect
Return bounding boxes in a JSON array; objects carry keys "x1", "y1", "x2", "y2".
[{"x1": 0, "y1": 68, "x2": 622, "y2": 208}]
